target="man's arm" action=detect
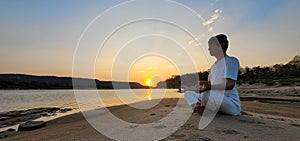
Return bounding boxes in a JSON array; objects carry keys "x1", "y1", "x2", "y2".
[
  {"x1": 181, "y1": 86, "x2": 199, "y2": 93},
  {"x1": 200, "y1": 78, "x2": 236, "y2": 92},
  {"x1": 182, "y1": 78, "x2": 236, "y2": 93}
]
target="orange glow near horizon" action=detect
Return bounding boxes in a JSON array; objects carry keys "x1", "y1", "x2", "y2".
[{"x1": 128, "y1": 56, "x2": 179, "y2": 86}]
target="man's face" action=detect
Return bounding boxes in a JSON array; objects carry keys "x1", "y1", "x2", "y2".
[{"x1": 208, "y1": 43, "x2": 223, "y2": 57}]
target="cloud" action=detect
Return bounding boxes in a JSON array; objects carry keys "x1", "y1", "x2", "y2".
[
  {"x1": 202, "y1": 9, "x2": 222, "y2": 26},
  {"x1": 188, "y1": 34, "x2": 205, "y2": 45},
  {"x1": 188, "y1": 9, "x2": 222, "y2": 46}
]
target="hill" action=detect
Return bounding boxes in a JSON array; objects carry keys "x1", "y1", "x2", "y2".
[{"x1": 0, "y1": 74, "x2": 148, "y2": 89}]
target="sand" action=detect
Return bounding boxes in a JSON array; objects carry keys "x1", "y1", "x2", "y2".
[{"x1": 1, "y1": 86, "x2": 300, "y2": 141}]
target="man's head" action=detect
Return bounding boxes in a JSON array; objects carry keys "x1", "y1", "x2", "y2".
[{"x1": 208, "y1": 34, "x2": 229, "y2": 57}]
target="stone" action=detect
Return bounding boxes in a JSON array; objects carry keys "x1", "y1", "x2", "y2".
[
  {"x1": 46, "y1": 107, "x2": 60, "y2": 112},
  {"x1": 58, "y1": 108, "x2": 72, "y2": 113},
  {"x1": 0, "y1": 117, "x2": 10, "y2": 121},
  {"x1": 6, "y1": 128, "x2": 15, "y2": 132},
  {"x1": 18, "y1": 121, "x2": 46, "y2": 131},
  {"x1": 3, "y1": 111, "x2": 21, "y2": 117}
]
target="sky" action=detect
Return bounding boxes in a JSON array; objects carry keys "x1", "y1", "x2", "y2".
[{"x1": 0, "y1": 0, "x2": 300, "y2": 86}]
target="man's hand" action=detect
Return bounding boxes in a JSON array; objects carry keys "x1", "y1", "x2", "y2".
[
  {"x1": 198, "y1": 79, "x2": 236, "y2": 92},
  {"x1": 181, "y1": 80, "x2": 211, "y2": 93},
  {"x1": 199, "y1": 81, "x2": 211, "y2": 93},
  {"x1": 181, "y1": 86, "x2": 195, "y2": 93}
]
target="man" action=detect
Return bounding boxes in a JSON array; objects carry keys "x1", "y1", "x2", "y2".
[{"x1": 182, "y1": 34, "x2": 241, "y2": 116}]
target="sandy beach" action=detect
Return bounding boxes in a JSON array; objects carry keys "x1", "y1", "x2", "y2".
[{"x1": 1, "y1": 86, "x2": 300, "y2": 141}]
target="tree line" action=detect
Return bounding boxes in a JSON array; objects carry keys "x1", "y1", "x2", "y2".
[{"x1": 156, "y1": 59, "x2": 300, "y2": 88}]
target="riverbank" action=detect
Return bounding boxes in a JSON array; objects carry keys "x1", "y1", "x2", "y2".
[
  {"x1": 1, "y1": 101, "x2": 300, "y2": 140},
  {"x1": 1, "y1": 86, "x2": 300, "y2": 140}
]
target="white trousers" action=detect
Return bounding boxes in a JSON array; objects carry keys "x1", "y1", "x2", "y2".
[{"x1": 184, "y1": 91, "x2": 240, "y2": 116}]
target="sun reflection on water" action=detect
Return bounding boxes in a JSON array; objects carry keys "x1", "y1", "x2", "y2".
[{"x1": 147, "y1": 89, "x2": 152, "y2": 100}]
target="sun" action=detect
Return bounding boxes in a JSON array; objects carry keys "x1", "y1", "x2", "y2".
[{"x1": 146, "y1": 79, "x2": 152, "y2": 86}]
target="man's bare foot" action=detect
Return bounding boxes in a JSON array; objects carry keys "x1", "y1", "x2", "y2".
[{"x1": 193, "y1": 103, "x2": 205, "y2": 115}]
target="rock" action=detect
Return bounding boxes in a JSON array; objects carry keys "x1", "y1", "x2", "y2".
[
  {"x1": 41, "y1": 112, "x2": 49, "y2": 116},
  {"x1": 3, "y1": 111, "x2": 21, "y2": 117},
  {"x1": 0, "y1": 117, "x2": 10, "y2": 121},
  {"x1": 19, "y1": 109, "x2": 42, "y2": 116},
  {"x1": 6, "y1": 128, "x2": 15, "y2": 132},
  {"x1": 46, "y1": 113, "x2": 56, "y2": 116},
  {"x1": 18, "y1": 121, "x2": 46, "y2": 131},
  {"x1": 58, "y1": 108, "x2": 72, "y2": 113},
  {"x1": 21, "y1": 114, "x2": 41, "y2": 121},
  {"x1": 0, "y1": 107, "x2": 64, "y2": 129},
  {"x1": 46, "y1": 107, "x2": 60, "y2": 112}
]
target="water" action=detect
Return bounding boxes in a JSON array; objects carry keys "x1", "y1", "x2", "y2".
[{"x1": 0, "y1": 89, "x2": 181, "y2": 113}]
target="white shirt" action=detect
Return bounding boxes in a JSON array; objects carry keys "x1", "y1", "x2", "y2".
[{"x1": 207, "y1": 55, "x2": 241, "y2": 108}]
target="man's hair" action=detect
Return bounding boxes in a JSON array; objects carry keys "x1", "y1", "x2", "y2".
[{"x1": 208, "y1": 34, "x2": 229, "y2": 52}]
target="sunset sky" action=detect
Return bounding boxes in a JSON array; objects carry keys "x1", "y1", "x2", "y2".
[{"x1": 1, "y1": 0, "x2": 299, "y2": 86}]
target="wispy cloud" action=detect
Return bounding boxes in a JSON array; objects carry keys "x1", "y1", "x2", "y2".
[
  {"x1": 188, "y1": 34, "x2": 205, "y2": 45},
  {"x1": 188, "y1": 9, "x2": 223, "y2": 46},
  {"x1": 202, "y1": 9, "x2": 222, "y2": 26}
]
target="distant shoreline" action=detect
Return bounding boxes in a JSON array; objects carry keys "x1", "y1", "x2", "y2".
[
  {"x1": 0, "y1": 88, "x2": 152, "y2": 90},
  {"x1": 0, "y1": 74, "x2": 150, "y2": 89}
]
